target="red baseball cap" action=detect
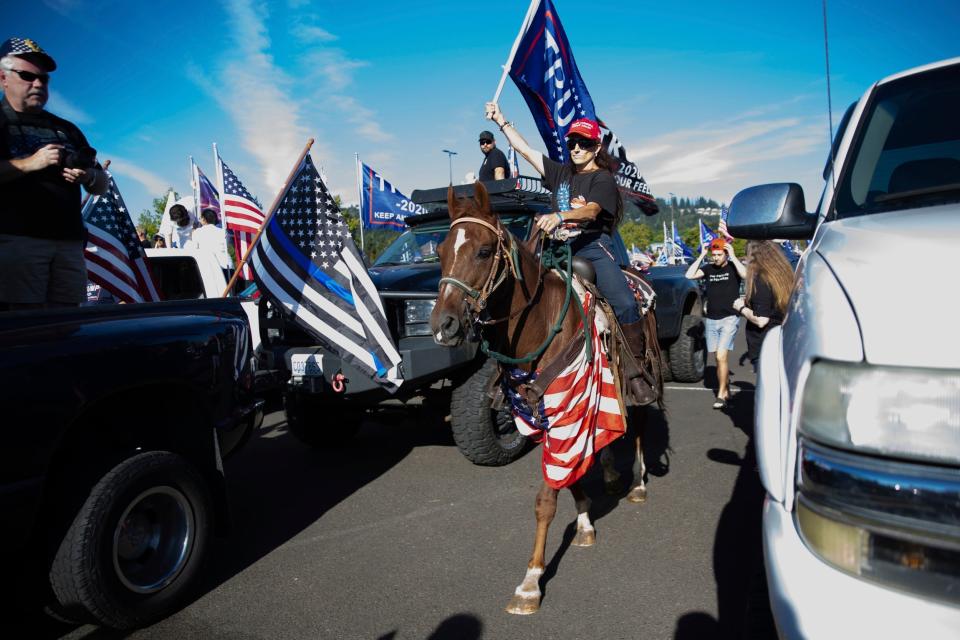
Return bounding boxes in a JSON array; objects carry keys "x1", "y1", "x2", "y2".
[
  {"x1": 566, "y1": 118, "x2": 601, "y2": 141},
  {"x1": 709, "y1": 238, "x2": 727, "y2": 252}
]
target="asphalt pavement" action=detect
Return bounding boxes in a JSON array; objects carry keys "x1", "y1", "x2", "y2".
[{"x1": 19, "y1": 331, "x2": 775, "y2": 640}]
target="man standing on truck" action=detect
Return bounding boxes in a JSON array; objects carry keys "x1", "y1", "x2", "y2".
[
  {"x1": 478, "y1": 130, "x2": 509, "y2": 181},
  {"x1": 685, "y1": 238, "x2": 746, "y2": 409},
  {"x1": 0, "y1": 37, "x2": 108, "y2": 310}
]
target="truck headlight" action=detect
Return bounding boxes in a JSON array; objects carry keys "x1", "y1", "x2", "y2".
[
  {"x1": 795, "y1": 360, "x2": 960, "y2": 606},
  {"x1": 403, "y1": 299, "x2": 435, "y2": 337},
  {"x1": 800, "y1": 360, "x2": 960, "y2": 464}
]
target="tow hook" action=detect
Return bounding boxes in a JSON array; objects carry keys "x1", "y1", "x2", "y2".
[{"x1": 331, "y1": 372, "x2": 347, "y2": 393}]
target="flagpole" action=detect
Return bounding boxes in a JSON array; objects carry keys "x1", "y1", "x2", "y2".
[
  {"x1": 355, "y1": 153, "x2": 365, "y2": 253},
  {"x1": 222, "y1": 138, "x2": 315, "y2": 297},
  {"x1": 491, "y1": 0, "x2": 540, "y2": 103},
  {"x1": 212, "y1": 142, "x2": 233, "y2": 277}
]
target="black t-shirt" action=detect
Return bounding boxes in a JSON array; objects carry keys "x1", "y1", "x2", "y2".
[
  {"x1": 745, "y1": 275, "x2": 784, "y2": 362},
  {"x1": 701, "y1": 262, "x2": 742, "y2": 319},
  {"x1": 541, "y1": 156, "x2": 618, "y2": 236},
  {"x1": 479, "y1": 147, "x2": 509, "y2": 181},
  {"x1": 0, "y1": 98, "x2": 93, "y2": 240}
]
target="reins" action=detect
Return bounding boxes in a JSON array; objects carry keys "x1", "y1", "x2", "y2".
[{"x1": 439, "y1": 217, "x2": 591, "y2": 366}]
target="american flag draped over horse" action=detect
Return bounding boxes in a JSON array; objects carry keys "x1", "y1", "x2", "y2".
[{"x1": 501, "y1": 289, "x2": 625, "y2": 489}]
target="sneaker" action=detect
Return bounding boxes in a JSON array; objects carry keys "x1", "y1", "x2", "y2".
[{"x1": 712, "y1": 398, "x2": 727, "y2": 410}]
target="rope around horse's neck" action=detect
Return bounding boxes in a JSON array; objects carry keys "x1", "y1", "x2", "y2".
[{"x1": 479, "y1": 240, "x2": 591, "y2": 366}]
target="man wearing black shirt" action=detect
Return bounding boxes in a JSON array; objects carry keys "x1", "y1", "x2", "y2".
[
  {"x1": 0, "y1": 37, "x2": 107, "y2": 309},
  {"x1": 477, "y1": 130, "x2": 509, "y2": 181},
  {"x1": 686, "y1": 238, "x2": 746, "y2": 408}
]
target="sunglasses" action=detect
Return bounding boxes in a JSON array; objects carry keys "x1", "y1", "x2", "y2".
[
  {"x1": 566, "y1": 137, "x2": 598, "y2": 151},
  {"x1": 7, "y1": 68, "x2": 50, "y2": 85},
  {"x1": 479, "y1": 139, "x2": 493, "y2": 145}
]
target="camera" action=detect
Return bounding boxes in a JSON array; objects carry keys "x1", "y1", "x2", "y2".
[{"x1": 63, "y1": 146, "x2": 97, "y2": 170}]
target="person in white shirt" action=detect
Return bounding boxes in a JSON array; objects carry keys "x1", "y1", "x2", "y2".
[
  {"x1": 158, "y1": 197, "x2": 197, "y2": 248},
  {"x1": 189, "y1": 209, "x2": 233, "y2": 278}
]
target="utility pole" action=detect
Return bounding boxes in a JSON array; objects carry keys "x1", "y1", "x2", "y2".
[
  {"x1": 668, "y1": 192, "x2": 676, "y2": 265},
  {"x1": 442, "y1": 149, "x2": 457, "y2": 185}
]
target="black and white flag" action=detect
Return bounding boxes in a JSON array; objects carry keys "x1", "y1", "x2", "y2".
[{"x1": 250, "y1": 153, "x2": 403, "y2": 390}]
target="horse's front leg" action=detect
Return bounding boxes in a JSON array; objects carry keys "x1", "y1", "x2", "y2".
[
  {"x1": 506, "y1": 482, "x2": 557, "y2": 615},
  {"x1": 627, "y1": 419, "x2": 648, "y2": 503},
  {"x1": 569, "y1": 481, "x2": 595, "y2": 547}
]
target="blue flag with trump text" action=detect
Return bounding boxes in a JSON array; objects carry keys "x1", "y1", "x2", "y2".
[
  {"x1": 699, "y1": 220, "x2": 718, "y2": 249},
  {"x1": 505, "y1": 0, "x2": 658, "y2": 214},
  {"x1": 358, "y1": 159, "x2": 425, "y2": 232},
  {"x1": 251, "y1": 153, "x2": 404, "y2": 391}
]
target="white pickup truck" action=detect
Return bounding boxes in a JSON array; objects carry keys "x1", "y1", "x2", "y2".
[
  {"x1": 728, "y1": 57, "x2": 960, "y2": 638},
  {"x1": 140, "y1": 248, "x2": 262, "y2": 352},
  {"x1": 87, "y1": 248, "x2": 262, "y2": 352}
]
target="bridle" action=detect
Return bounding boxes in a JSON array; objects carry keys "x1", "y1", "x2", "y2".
[{"x1": 438, "y1": 216, "x2": 528, "y2": 318}]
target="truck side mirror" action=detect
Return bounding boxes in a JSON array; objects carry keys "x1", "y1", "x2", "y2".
[{"x1": 728, "y1": 183, "x2": 817, "y2": 240}]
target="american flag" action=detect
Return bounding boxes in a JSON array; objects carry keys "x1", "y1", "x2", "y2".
[
  {"x1": 250, "y1": 153, "x2": 403, "y2": 390},
  {"x1": 194, "y1": 162, "x2": 221, "y2": 218},
  {"x1": 718, "y1": 205, "x2": 734, "y2": 240},
  {"x1": 82, "y1": 175, "x2": 161, "y2": 303},
  {"x1": 502, "y1": 291, "x2": 625, "y2": 489},
  {"x1": 218, "y1": 154, "x2": 264, "y2": 280}
]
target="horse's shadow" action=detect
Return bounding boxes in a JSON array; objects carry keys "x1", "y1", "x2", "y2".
[{"x1": 541, "y1": 405, "x2": 670, "y2": 596}]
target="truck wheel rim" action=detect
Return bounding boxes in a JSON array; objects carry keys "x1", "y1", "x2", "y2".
[{"x1": 112, "y1": 486, "x2": 195, "y2": 594}]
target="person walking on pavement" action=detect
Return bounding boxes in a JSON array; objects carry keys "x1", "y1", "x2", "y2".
[
  {"x1": 477, "y1": 130, "x2": 509, "y2": 181},
  {"x1": 686, "y1": 238, "x2": 746, "y2": 409},
  {"x1": 733, "y1": 240, "x2": 794, "y2": 371}
]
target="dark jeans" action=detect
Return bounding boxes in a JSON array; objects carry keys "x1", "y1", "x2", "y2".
[{"x1": 571, "y1": 233, "x2": 640, "y2": 324}]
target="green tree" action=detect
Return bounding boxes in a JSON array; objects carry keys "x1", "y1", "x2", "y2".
[
  {"x1": 137, "y1": 190, "x2": 176, "y2": 238},
  {"x1": 619, "y1": 220, "x2": 655, "y2": 252}
]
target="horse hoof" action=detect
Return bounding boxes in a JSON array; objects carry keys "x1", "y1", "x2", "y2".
[
  {"x1": 505, "y1": 594, "x2": 540, "y2": 615},
  {"x1": 627, "y1": 485, "x2": 647, "y2": 503},
  {"x1": 572, "y1": 528, "x2": 596, "y2": 547}
]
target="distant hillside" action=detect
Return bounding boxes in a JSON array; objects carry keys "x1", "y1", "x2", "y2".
[{"x1": 624, "y1": 194, "x2": 727, "y2": 231}]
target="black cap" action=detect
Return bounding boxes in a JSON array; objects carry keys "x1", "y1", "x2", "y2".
[
  {"x1": 478, "y1": 131, "x2": 495, "y2": 143},
  {"x1": 0, "y1": 37, "x2": 57, "y2": 71}
]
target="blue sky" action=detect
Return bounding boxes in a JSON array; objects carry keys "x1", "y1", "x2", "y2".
[{"x1": 8, "y1": 0, "x2": 959, "y2": 220}]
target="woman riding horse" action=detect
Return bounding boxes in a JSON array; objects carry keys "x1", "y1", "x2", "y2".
[{"x1": 484, "y1": 102, "x2": 647, "y2": 363}]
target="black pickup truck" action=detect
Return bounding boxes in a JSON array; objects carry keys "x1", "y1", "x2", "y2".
[
  {"x1": 259, "y1": 178, "x2": 705, "y2": 465},
  {"x1": 0, "y1": 298, "x2": 261, "y2": 630}
]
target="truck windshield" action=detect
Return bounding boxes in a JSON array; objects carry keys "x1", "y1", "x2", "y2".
[
  {"x1": 373, "y1": 215, "x2": 532, "y2": 266},
  {"x1": 834, "y1": 63, "x2": 960, "y2": 218}
]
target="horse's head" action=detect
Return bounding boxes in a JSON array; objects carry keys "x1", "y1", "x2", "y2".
[{"x1": 431, "y1": 181, "x2": 506, "y2": 346}]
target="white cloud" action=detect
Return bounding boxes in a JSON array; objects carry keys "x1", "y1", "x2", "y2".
[
  {"x1": 303, "y1": 50, "x2": 368, "y2": 92},
  {"x1": 292, "y1": 24, "x2": 337, "y2": 43},
  {"x1": 215, "y1": 0, "x2": 314, "y2": 193},
  {"x1": 628, "y1": 104, "x2": 829, "y2": 202},
  {"x1": 327, "y1": 95, "x2": 392, "y2": 142},
  {"x1": 103, "y1": 154, "x2": 172, "y2": 195},
  {"x1": 47, "y1": 90, "x2": 93, "y2": 125}
]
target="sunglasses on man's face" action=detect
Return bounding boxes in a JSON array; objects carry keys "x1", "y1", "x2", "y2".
[
  {"x1": 566, "y1": 137, "x2": 598, "y2": 151},
  {"x1": 8, "y1": 68, "x2": 50, "y2": 85},
  {"x1": 479, "y1": 139, "x2": 493, "y2": 145}
]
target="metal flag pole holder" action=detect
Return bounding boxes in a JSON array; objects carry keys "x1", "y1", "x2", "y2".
[{"x1": 222, "y1": 138, "x2": 315, "y2": 297}]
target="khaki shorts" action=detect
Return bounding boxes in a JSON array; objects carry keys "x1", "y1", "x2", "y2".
[{"x1": 0, "y1": 233, "x2": 88, "y2": 304}]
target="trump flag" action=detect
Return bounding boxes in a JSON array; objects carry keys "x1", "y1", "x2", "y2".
[
  {"x1": 357, "y1": 159, "x2": 424, "y2": 232},
  {"x1": 504, "y1": 0, "x2": 658, "y2": 214}
]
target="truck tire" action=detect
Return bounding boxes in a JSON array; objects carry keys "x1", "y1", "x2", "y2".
[
  {"x1": 284, "y1": 392, "x2": 361, "y2": 448},
  {"x1": 49, "y1": 451, "x2": 211, "y2": 630},
  {"x1": 668, "y1": 315, "x2": 706, "y2": 383},
  {"x1": 450, "y1": 360, "x2": 528, "y2": 466}
]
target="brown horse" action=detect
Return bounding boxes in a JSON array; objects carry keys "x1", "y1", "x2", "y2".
[{"x1": 431, "y1": 182, "x2": 662, "y2": 615}]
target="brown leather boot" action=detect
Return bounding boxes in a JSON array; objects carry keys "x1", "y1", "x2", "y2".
[{"x1": 620, "y1": 320, "x2": 657, "y2": 406}]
